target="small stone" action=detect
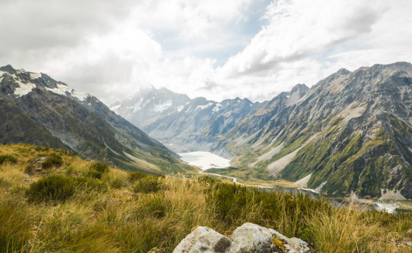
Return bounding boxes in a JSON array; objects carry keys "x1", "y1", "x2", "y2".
[{"x1": 35, "y1": 157, "x2": 46, "y2": 162}]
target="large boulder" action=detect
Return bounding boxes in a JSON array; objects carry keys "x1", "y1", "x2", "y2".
[
  {"x1": 229, "y1": 223, "x2": 310, "y2": 253},
  {"x1": 173, "y1": 223, "x2": 310, "y2": 253},
  {"x1": 173, "y1": 226, "x2": 231, "y2": 253}
]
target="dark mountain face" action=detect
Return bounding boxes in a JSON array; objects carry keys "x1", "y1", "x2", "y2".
[
  {"x1": 219, "y1": 63, "x2": 412, "y2": 199},
  {"x1": 0, "y1": 65, "x2": 193, "y2": 174},
  {"x1": 111, "y1": 87, "x2": 265, "y2": 155}
]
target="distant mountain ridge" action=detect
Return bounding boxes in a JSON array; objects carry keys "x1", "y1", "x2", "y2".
[
  {"x1": 216, "y1": 62, "x2": 412, "y2": 199},
  {"x1": 0, "y1": 65, "x2": 194, "y2": 174},
  {"x1": 111, "y1": 87, "x2": 266, "y2": 155}
]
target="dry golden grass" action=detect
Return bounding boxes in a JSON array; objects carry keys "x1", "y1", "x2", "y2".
[{"x1": 0, "y1": 144, "x2": 411, "y2": 253}]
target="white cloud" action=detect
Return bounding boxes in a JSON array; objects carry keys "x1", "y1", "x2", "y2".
[{"x1": 1, "y1": 0, "x2": 412, "y2": 104}]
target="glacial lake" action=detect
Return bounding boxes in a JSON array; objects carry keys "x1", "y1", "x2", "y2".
[{"x1": 178, "y1": 151, "x2": 231, "y2": 170}]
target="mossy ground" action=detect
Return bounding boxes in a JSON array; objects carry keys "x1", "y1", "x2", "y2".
[{"x1": 0, "y1": 144, "x2": 411, "y2": 252}]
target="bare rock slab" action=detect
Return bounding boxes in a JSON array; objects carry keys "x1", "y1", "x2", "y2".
[
  {"x1": 173, "y1": 226, "x2": 231, "y2": 253},
  {"x1": 173, "y1": 223, "x2": 310, "y2": 253}
]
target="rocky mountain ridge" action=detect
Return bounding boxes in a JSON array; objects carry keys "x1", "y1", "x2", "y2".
[
  {"x1": 0, "y1": 65, "x2": 193, "y2": 174},
  {"x1": 111, "y1": 87, "x2": 265, "y2": 154},
  {"x1": 217, "y1": 62, "x2": 412, "y2": 199}
]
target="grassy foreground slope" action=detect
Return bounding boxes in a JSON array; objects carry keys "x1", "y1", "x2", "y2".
[{"x1": 0, "y1": 144, "x2": 411, "y2": 252}]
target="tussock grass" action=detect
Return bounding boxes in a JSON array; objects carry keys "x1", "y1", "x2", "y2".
[{"x1": 0, "y1": 144, "x2": 411, "y2": 252}]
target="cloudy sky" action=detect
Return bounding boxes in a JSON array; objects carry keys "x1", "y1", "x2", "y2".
[{"x1": 2, "y1": 0, "x2": 412, "y2": 104}]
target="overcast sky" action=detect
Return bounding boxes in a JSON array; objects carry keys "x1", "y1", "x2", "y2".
[{"x1": 2, "y1": 0, "x2": 412, "y2": 104}]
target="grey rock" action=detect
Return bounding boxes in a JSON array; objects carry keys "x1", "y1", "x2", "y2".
[
  {"x1": 173, "y1": 223, "x2": 310, "y2": 253},
  {"x1": 35, "y1": 157, "x2": 46, "y2": 162},
  {"x1": 173, "y1": 226, "x2": 231, "y2": 253},
  {"x1": 229, "y1": 223, "x2": 275, "y2": 253}
]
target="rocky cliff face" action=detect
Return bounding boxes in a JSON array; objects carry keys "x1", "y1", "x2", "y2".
[
  {"x1": 0, "y1": 65, "x2": 193, "y2": 174},
  {"x1": 220, "y1": 63, "x2": 412, "y2": 199},
  {"x1": 111, "y1": 87, "x2": 265, "y2": 154}
]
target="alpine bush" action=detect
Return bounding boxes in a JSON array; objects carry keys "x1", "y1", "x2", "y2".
[
  {"x1": 88, "y1": 162, "x2": 109, "y2": 179},
  {"x1": 0, "y1": 155, "x2": 17, "y2": 165},
  {"x1": 26, "y1": 175, "x2": 75, "y2": 203}
]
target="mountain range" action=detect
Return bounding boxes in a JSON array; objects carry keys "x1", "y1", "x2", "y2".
[
  {"x1": 0, "y1": 65, "x2": 194, "y2": 174},
  {"x1": 1, "y1": 62, "x2": 411, "y2": 199},
  {"x1": 113, "y1": 62, "x2": 412, "y2": 199},
  {"x1": 111, "y1": 87, "x2": 265, "y2": 154},
  {"x1": 214, "y1": 62, "x2": 412, "y2": 199}
]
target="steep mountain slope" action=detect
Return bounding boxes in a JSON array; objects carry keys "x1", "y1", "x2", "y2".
[
  {"x1": 0, "y1": 65, "x2": 194, "y2": 174},
  {"x1": 111, "y1": 87, "x2": 265, "y2": 154},
  {"x1": 218, "y1": 63, "x2": 412, "y2": 199}
]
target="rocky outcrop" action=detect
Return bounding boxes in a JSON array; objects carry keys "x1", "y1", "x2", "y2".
[{"x1": 173, "y1": 223, "x2": 310, "y2": 253}]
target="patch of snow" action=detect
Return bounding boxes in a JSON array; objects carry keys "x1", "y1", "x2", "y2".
[
  {"x1": 16, "y1": 68, "x2": 25, "y2": 74},
  {"x1": 46, "y1": 84, "x2": 88, "y2": 101},
  {"x1": 0, "y1": 71, "x2": 5, "y2": 76},
  {"x1": 179, "y1": 151, "x2": 231, "y2": 170},
  {"x1": 46, "y1": 83, "x2": 71, "y2": 96},
  {"x1": 196, "y1": 102, "x2": 214, "y2": 111},
  {"x1": 176, "y1": 105, "x2": 185, "y2": 112},
  {"x1": 29, "y1": 72, "x2": 42, "y2": 79},
  {"x1": 126, "y1": 99, "x2": 143, "y2": 113},
  {"x1": 212, "y1": 103, "x2": 222, "y2": 113},
  {"x1": 110, "y1": 104, "x2": 121, "y2": 112},
  {"x1": 153, "y1": 100, "x2": 173, "y2": 113},
  {"x1": 71, "y1": 91, "x2": 88, "y2": 101},
  {"x1": 294, "y1": 174, "x2": 312, "y2": 188},
  {"x1": 14, "y1": 80, "x2": 36, "y2": 97},
  {"x1": 380, "y1": 189, "x2": 406, "y2": 200}
]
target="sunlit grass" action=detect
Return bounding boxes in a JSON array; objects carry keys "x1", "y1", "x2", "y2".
[{"x1": 0, "y1": 144, "x2": 411, "y2": 252}]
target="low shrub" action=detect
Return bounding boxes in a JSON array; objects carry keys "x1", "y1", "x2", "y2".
[
  {"x1": 138, "y1": 195, "x2": 171, "y2": 218},
  {"x1": 42, "y1": 154, "x2": 63, "y2": 169},
  {"x1": 133, "y1": 176, "x2": 163, "y2": 193},
  {"x1": 24, "y1": 165, "x2": 34, "y2": 175},
  {"x1": 26, "y1": 175, "x2": 108, "y2": 203},
  {"x1": 110, "y1": 177, "x2": 124, "y2": 189},
  {"x1": 128, "y1": 171, "x2": 148, "y2": 182},
  {"x1": 26, "y1": 175, "x2": 75, "y2": 203},
  {"x1": 0, "y1": 155, "x2": 17, "y2": 165},
  {"x1": 88, "y1": 162, "x2": 109, "y2": 179},
  {"x1": 198, "y1": 175, "x2": 220, "y2": 185},
  {"x1": 206, "y1": 182, "x2": 332, "y2": 238}
]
